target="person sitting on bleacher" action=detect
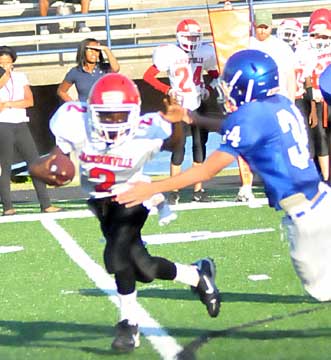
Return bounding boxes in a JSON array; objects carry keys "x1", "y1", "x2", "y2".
[{"x1": 38, "y1": 0, "x2": 91, "y2": 35}]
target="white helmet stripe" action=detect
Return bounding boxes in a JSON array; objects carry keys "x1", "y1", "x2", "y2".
[{"x1": 245, "y1": 79, "x2": 254, "y2": 102}]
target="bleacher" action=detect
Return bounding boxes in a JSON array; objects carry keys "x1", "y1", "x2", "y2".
[{"x1": 1, "y1": 0, "x2": 329, "y2": 86}]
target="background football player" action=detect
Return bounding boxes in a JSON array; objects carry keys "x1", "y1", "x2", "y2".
[
  {"x1": 117, "y1": 49, "x2": 331, "y2": 303},
  {"x1": 29, "y1": 73, "x2": 221, "y2": 353},
  {"x1": 306, "y1": 8, "x2": 331, "y2": 183},
  {"x1": 143, "y1": 18, "x2": 219, "y2": 204}
]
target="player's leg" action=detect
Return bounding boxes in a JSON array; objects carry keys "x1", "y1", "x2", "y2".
[
  {"x1": 87, "y1": 198, "x2": 148, "y2": 352},
  {"x1": 131, "y1": 244, "x2": 221, "y2": 318},
  {"x1": 283, "y1": 183, "x2": 331, "y2": 301},
  {"x1": 191, "y1": 124, "x2": 210, "y2": 202},
  {"x1": 236, "y1": 156, "x2": 255, "y2": 202},
  {"x1": 313, "y1": 102, "x2": 329, "y2": 182},
  {"x1": 168, "y1": 123, "x2": 186, "y2": 204}
]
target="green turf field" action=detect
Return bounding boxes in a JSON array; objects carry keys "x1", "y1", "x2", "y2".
[{"x1": 1, "y1": 184, "x2": 331, "y2": 360}]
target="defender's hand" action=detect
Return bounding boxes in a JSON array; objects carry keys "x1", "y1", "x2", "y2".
[
  {"x1": 116, "y1": 181, "x2": 154, "y2": 207},
  {"x1": 159, "y1": 98, "x2": 186, "y2": 123}
]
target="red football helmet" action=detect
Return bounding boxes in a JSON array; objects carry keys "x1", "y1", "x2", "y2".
[
  {"x1": 309, "y1": 18, "x2": 331, "y2": 49},
  {"x1": 176, "y1": 19, "x2": 203, "y2": 52},
  {"x1": 88, "y1": 73, "x2": 141, "y2": 147},
  {"x1": 309, "y1": 8, "x2": 331, "y2": 25},
  {"x1": 276, "y1": 18, "x2": 303, "y2": 48}
]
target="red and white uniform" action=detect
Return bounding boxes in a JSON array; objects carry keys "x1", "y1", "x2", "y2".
[
  {"x1": 148, "y1": 43, "x2": 218, "y2": 110},
  {"x1": 50, "y1": 101, "x2": 171, "y2": 198},
  {"x1": 293, "y1": 39, "x2": 314, "y2": 99},
  {"x1": 309, "y1": 46, "x2": 331, "y2": 102}
]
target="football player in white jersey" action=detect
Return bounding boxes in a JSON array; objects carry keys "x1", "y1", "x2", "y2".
[
  {"x1": 143, "y1": 18, "x2": 219, "y2": 204},
  {"x1": 277, "y1": 18, "x2": 315, "y2": 157},
  {"x1": 307, "y1": 9, "x2": 331, "y2": 183},
  {"x1": 29, "y1": 73, "x2": 221, "y2": 353}
]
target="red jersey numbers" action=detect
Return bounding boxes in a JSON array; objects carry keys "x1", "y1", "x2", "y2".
[
  {"x1": 89, "y1": 167, "x2": 115, "y2": 192},
  {"x1": 175, "y1": 65, "x2": 202, "y2": 92}
]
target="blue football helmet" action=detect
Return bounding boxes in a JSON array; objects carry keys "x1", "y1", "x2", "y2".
[
  {"x1": 221, "y1": 49, "x2": 279, "y2": 110},
  {"x1": 320, "y1": 64, "x2": 331, "y2": 105}
]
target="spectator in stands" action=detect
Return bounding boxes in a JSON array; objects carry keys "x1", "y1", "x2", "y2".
[
  {"x1": 38, "y1": 0, "x2": 91, "y2": 35},
  {"x1": 57, "y1": 38, "x2": 120, "y2": 103},
  {"x1": 0, "y1": 46, "x2": 61, "y2": 215},
  {"x1": 143, "y1": 19, "x2": 219, "y2": 204}
]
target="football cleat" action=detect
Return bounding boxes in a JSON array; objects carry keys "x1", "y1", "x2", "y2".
[
  {"x1": 157, "y1": 201, "x2": 178, "y2": 226},
  {"x1": 167, "y1": 191, "x2": 180, "y2": 205},
  {"x1": 192, "y1": 258, "x2": 221, "y2": 318},
  {"x1": 111, "y1": 320, "x2": 140, "y2": 353},
  {"x1": 235, "y1": 186, "x2": 255, "y2": 203},
  {"x1": 192, "y1": 189, "x2": 211, "y2": 202}
]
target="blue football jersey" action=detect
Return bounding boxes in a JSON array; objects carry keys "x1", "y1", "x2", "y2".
[{"x1": 219, "y1": 94, "x2": 321, "y2": 209}]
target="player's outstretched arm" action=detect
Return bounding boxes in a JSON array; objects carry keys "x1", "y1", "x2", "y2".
[
  {"x1": 29, "y1": 146, "x2": 75, "y2": 187},
  {"x1": 116, "y1": 150, "x2": 235, "y2": 207}
]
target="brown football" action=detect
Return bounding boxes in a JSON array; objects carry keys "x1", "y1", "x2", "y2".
[{"x1": 49, "y1": 154, "x2": 75, "y2": 183}]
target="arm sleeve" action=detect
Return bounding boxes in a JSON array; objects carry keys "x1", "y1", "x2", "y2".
[{"x1": 143, "y1": 65, "x2": 170, "y2": 94}]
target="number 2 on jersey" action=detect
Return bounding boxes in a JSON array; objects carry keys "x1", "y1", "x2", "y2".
[{"x1": 89, "y1": 167, "x2": 115, "y2": 192}]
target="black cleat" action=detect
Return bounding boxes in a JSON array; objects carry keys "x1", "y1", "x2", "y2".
[
  {"x1": 111, "y1": 319, "x2": 140, "y2": 353},
  {"x1": 192, "y1": 189, "x2": 211, "y2": 202},
  {"x1": 168, "y1": 191, "x2": 180, "y2": 205},
  {"x1": 192, "y1": 258, "x2": 221, "y2": 318}
]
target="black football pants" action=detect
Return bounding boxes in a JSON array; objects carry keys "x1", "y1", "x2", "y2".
[{"x1": 87, "y1": 197, "x2": 177, "y2": 295}]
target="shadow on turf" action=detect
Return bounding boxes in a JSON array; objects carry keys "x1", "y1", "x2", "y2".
[
  {"x1": 1, "y1": 310, "x2": 331, "y2": 358},
  {"x1": 79, "y1": 288, "x2": 317, "y2": 304}
]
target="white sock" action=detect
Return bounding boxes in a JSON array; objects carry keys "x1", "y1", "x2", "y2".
[
  {"x1": 118, "y1": 291, "x2": 138, "y2": 325},
  {"x1": 174, "y1": 263, "x2": 200, "y2": 287}
]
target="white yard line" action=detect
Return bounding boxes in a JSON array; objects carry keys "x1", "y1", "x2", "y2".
[
  {"x1": 40, "y1": 218, "x2": 183, "y2": 360},
  {"x1": 0, "y1": 198, "x2": 268, "y2": 223}
]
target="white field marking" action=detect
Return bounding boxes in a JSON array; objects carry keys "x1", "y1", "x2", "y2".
[
  {"x1": 0, "y1": 198, "x2": 268, "y2": 223},
  {"x1": 0, "y1": 246, "x2": 24, "y2": 254},
  {"x1": 142, "y1": 228, "x2": 275, "y2": 245},
  {"x1": 248, "y1": 274, "x2": 271, "y2": 281},
  {"x1": 40, "y1": 218, "x2": 183, "y2": 360}
]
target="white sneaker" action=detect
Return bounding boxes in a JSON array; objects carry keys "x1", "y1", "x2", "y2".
[
  {"x1": 39, "y1": 25, "x2": 50, "y2": 35},
  {"x1": 78, "y1": 23, "x2": 91, "y2": 33},
  {"x1": 235, "y1": 185, "x2": 255, "y2": 202}
]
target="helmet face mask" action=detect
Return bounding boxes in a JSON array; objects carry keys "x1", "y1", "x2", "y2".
[
  {"x1": 276, "y1": 18, "x2": 303, "y2": 48},
  {"x1": 221, "y1": 49, "x2": 279, "y2": 110},
  {"x1": 308, "y1": 8, "x2": 331, "y2": 49},
  {"x1": 176, "y1": 19, "x2": 202, "y2": 52},
  {"x1": 88, "y1": 74, "x2": 141, "y2": 147}
]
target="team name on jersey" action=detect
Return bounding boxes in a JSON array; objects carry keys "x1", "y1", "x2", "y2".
[
  {"x1": 175, "y1": 57, "x2": 203, "y2": 65},
  {"x1": 79, "y1": 152, "x2": 133, "y2": 168}
]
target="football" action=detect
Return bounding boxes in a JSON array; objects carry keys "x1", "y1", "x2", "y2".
[{"x1": 49, "y1": 154, "x2": 75, "y2": 184}]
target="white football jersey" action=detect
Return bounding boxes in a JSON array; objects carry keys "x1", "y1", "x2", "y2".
[
  {"x1": 294, "y1": 39, "x2": 314, "y2": 99},
  {"x1": 308, "y1": 45, "x2": 331, "y2": 102},
  {"x1": 50, "y1": 101, "x2": 172, "y2": 198},
  {"x1": 152, "y1": 43, "x2": 218, "y2": 110}
]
